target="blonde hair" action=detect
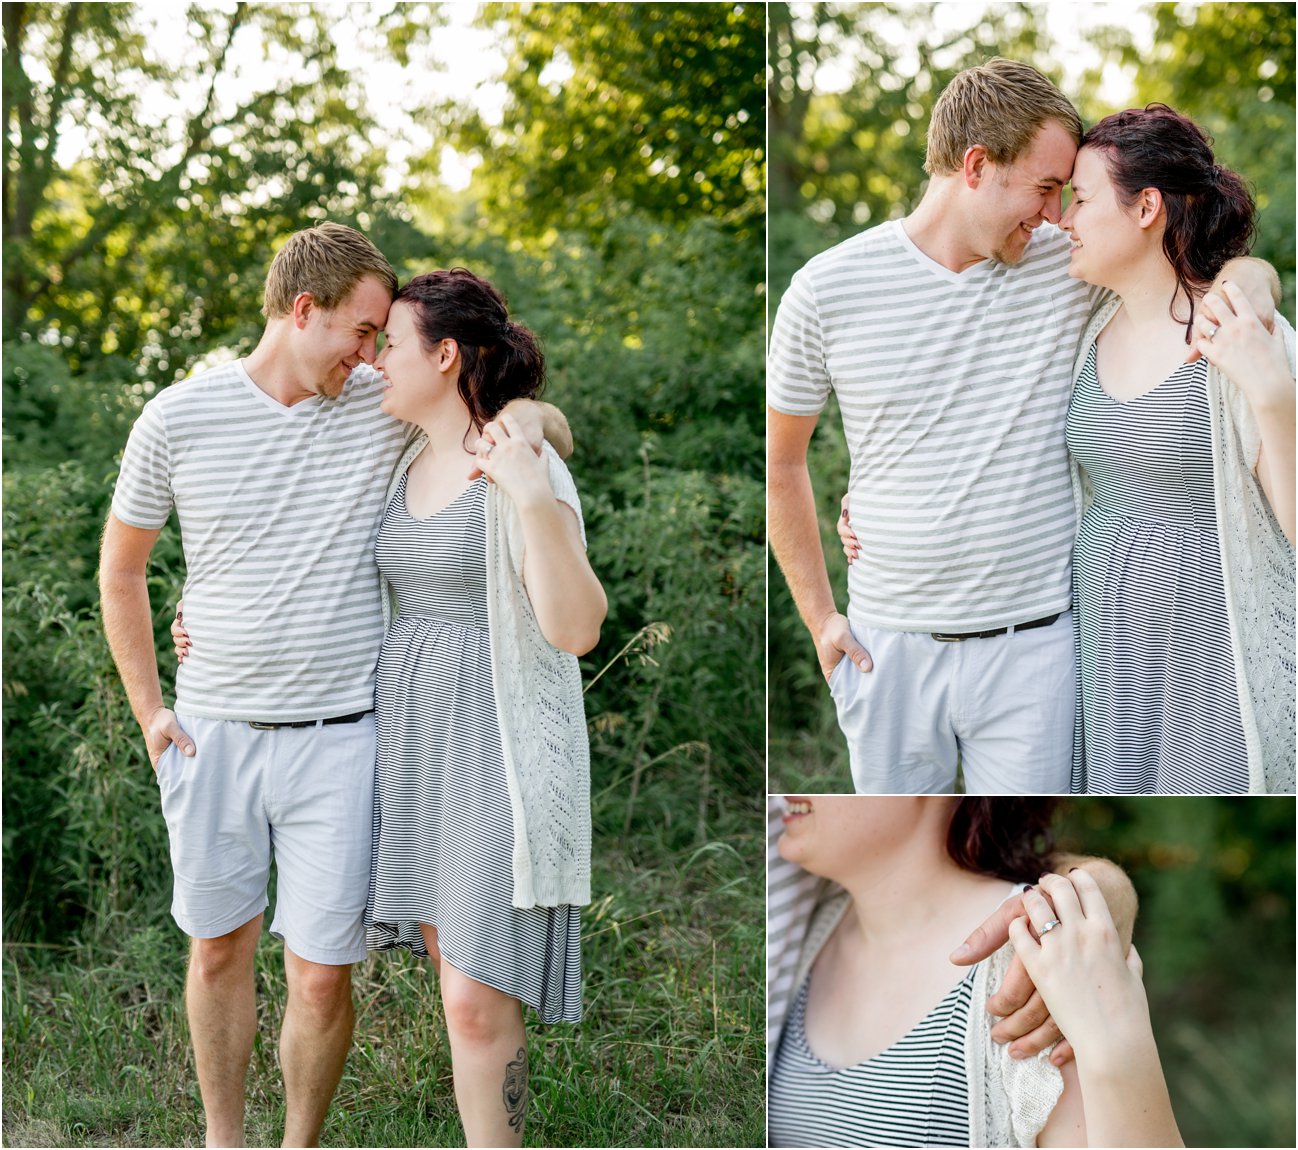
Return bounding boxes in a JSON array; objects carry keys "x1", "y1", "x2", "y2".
[
  {"x1": 924, "y1": 58, "x2": 1082, "y2": 175},
  {"x1": 262, "y1": 221, "x2": 397, "y2": 318}
]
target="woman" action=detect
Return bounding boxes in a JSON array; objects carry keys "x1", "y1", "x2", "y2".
[
  {"x1": 363, "y1": 267, "x2": 606, "y2": 1146},
  {"x1": 766, "y1": 795, "x2": 1181, "y2": 1148},
  {"x1": 1059, "y1": 105, "x2": 1295, "y2": 794}
]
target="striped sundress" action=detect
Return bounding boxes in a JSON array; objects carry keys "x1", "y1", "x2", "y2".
[
  {"x1": 1066, "y1": 345, "x2": 1249, "y2": 793},
  {"x1": 365, "y1": 473, "x2": 583, "y2": 1023},
  {"x1": 768, "y1": 967, "x2": 975, "y2": 1147}
]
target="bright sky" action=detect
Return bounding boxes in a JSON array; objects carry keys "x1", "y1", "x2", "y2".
[
  {"x1": 60, "y1": 2, "x2": 506, "y2": 191},
  {"x1": 809, "y1": 1, "x2": 1155, "y2": 109},
  {"x1": 61, "y1": 2, "x2": 1155, "y2": 190}
]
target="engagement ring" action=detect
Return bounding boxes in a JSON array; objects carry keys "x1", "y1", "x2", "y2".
[{"x1": 1039, "y1": 918, "x2": 1062, "y2": 936}]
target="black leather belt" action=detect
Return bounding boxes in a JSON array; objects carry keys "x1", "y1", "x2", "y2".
[
  {"x1": 247, "y1": 710, "x2": 371, "y2": 730},
  {"x1": 930, "y1": 613, "x2": 1061, "y2": 643}
]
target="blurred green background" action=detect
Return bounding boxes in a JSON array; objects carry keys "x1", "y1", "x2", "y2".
[
  {"x1": 768, "y1": 1, "x2": 1297, "y2": 791},
  {"x1": 3, "y1": 3, "x2": 764, "y2": 1146},
  {"x1": 1053, "y1": 797, "x2": 1295, "y2": 1150}
]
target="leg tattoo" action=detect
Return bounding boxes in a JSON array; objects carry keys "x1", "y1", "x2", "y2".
[{"x1": 502, "y1": 1046, "x2": 528, "y2": 1133}]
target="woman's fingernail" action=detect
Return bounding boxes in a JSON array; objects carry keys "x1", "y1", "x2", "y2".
[{"x1": 1009, "y1": 1047, "x2": 1026, "y2": 1060}]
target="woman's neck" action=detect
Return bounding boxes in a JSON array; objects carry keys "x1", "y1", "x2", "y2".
[
  {"x1": 410, "y1": 395, "x2": 477, "y2": 460},
  {"x1": 1111, "y1": 256, "x2": 1193, "y2": 330},
  {"x1": 834, "y1": 849, "x2": 1012, "y2": 949}
]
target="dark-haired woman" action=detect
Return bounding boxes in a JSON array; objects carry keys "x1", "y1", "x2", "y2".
[
  {"x1": 1059, "y1": 105, "x2": 1295, "y2": 794},
  {"x1": 766, "y1": 796, "x2": 1180, "y2": 1148},
  {"x1": 365, "y1": 268, "x2": 606, "y2": 1146}
]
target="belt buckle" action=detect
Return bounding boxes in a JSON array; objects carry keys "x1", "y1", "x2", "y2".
[
  {"x1": 248, "y1": 721, "x2": 278, "y2": 730},
  {"x1": 930, "y1": 632, "x2": 965, "y2": 643}
]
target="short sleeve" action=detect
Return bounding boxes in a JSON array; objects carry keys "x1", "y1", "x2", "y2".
[
  {"x1": 768, "y1": 270, "x2": 832, "y2": 417},
  {"x1": 542, "y1": 441, "x2": 586, "y2": 550},
  {"x1": 111, "y1": 401, "x2": 174, "y2": 529}
]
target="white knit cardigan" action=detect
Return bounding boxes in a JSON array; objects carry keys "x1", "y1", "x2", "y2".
[
  {"x1": 765, "y1": 805, "x2": 1063, "y2": 1147},
  {"x1": 382, "y1": 435, "x2": 592, "y2": 908},
  {"x1": 1069, "y1": 299, "x2": 1296, "y2": 794}
]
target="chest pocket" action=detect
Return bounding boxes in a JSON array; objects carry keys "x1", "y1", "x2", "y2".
[{"x1": 305, "y1": 431, "x2": 378, "y2": 504}]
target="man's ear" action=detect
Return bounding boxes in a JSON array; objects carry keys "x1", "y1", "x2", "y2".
[
  {"x1": 291, "y1": 291, "x2": 317, "y2": 330},
  {"x1": 962, "y1": 145, "x2": 990, "y2": 189}
]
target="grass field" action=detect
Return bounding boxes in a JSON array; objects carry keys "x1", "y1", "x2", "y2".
[{"x1": 3, "y1": 804, "x2": 764, "y2": 1148}]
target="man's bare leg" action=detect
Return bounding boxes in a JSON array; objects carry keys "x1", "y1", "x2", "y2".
[
  {"x1": 280, "y1": 948, "x2": 354, "y2": 1147},
  {"x1": 187, "y1": 915, "x2": 263, "y2": 1147}
]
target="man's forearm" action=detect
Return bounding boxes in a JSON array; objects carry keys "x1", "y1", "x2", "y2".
[
  {"x1": 768, "y1": 460, "x2": 838, "y2": 637},
  {"x1": 100, "y1": 570, "x2": 166, "y2": 730}
]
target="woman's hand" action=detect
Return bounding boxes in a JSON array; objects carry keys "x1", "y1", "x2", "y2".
[
  {"x1": 171, "y1": 599, "x2": 191, "y2": 664},
  {"x1": 1193, "y1": 282, "x2": 1293, "y2": 411},
  {"x1": 1193, "y1": 281, "x2": 1296, "y2": 540},
  {"x1": 472, "y1": 413, "x2": 554, "y2": 508},
  {"x1": 836, "y1": 493, "x2": 859, "y2": 564},
  {"x1": 1009, "y1": 871, "x2": 1150, "y2": 1062},
  {"x1": 1012, "y1": 870, "x2": 1183, "y2": 1147}
]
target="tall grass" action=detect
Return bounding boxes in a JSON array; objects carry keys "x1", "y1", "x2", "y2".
[{"x1": 3, "y1": 794, "x2": 763, "y2": 1148}]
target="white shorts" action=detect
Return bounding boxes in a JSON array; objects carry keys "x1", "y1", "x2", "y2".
[
  {"x1": 830, "y1": 612, "x2": 1075, "y2": 795},
  {"x1": 154, "y1": 710, "x2": 375, "y2": 965}
]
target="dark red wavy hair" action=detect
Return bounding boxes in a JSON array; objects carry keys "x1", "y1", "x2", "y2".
[
  {"x1": 946, "y1": 798, "x2": 1057, "y2": 883},
  {"x1": 1081, "y1": 104, "x2": 1255, "y2": 340}
]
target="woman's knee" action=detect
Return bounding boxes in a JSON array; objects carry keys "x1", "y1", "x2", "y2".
[{"x1": 441, "y1": 966, "x2": 519, "y2": 1046}]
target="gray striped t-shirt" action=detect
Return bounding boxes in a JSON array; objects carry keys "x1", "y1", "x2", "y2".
[
  {"x1": 112, "y1": 360, "x2": 410, "y2": 722},
  {"x1": 769, "y1": 220, "x2": 1103, "y2": 632}
]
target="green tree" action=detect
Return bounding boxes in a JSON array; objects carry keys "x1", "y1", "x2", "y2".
[
  {"x1": 435, "y1": 1, "x2": 764, "y2": 240},
  {"x1": 3, "y1": 3, "x2": 396, "y2": 373},
  {"x1": 1128, "y1": 1, "x2": 1296, "y2": 313}
]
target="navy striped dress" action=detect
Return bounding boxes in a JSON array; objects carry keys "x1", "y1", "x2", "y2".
[
  {"x1": 768, "y1": 969, "x2": 975, "y2": 1147},
  {"x1": 1066, "y1": 346, "x2": 1249, "y2": 793},
  {"x1": 365, "y1": 474, "x2": 583, "y2": 1023}
]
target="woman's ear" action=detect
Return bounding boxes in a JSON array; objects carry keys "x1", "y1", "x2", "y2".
[
  {"x1": 1136, "y1": 187, "x2": 1164, "y2": 230},
  {"x1": 438, "y1": 337, "x2": 459, "y2": 371}
]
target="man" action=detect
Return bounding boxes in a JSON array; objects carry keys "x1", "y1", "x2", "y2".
[
  {"x1": 768, "y1": 59, "x2": 1275, "y2": 794},
  {"x1": 99, "y1": 222, "x2": 568, "y2": 1146}
]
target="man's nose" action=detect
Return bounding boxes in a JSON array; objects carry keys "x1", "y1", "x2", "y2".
[
  {"x1": 359, "y1": 333, "x2": 378, "y2": 364},
  {"x1": 1041, "y1": 188, "x2": 1063, "y2": 225}
]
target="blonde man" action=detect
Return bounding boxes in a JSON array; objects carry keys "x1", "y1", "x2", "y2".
[
  {"x1": 100, "y1": 222, "x2": 567, "y2": 1146},
  {"x1": 768, "y1": 59, "x2": 1273, "y2": 795}
]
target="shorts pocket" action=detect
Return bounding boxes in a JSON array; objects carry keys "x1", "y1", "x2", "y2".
[{"x1": 827, "y1": 652, "x2": 852, "y2": 697}]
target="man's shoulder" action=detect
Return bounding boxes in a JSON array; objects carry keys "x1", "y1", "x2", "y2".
[
  {"x1": 798, "y1": 220, "x2": 903, "y2": 279},
  {"x1": 145, "y1": 356, "x2": 247, "y2": 412}
]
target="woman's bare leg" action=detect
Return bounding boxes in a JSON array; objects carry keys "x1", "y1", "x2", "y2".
[{"x1": 437, "y1": 958, "x2": 527, "y2": 1147}]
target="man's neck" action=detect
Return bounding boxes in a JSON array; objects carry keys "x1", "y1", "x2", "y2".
[
  {"x1": 903, "y1": 180, "x2": 989, "y2": 273},
  {"x1": 242, "y1": 331, "x2": 317, "y2": 407}
]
